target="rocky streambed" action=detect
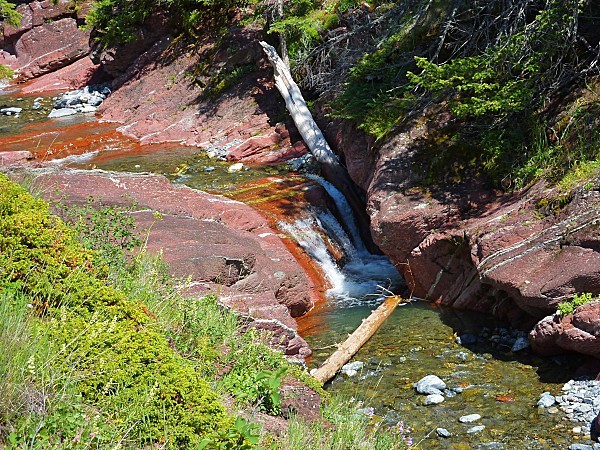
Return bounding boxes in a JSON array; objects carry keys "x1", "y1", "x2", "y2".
[{"x1": 302, "y1": 301, "x2": 599, "y2": 449}]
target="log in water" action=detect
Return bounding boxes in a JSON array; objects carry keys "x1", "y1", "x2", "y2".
[{"x1": 312, "y1": 296, "x2": 403, "y2": 384}]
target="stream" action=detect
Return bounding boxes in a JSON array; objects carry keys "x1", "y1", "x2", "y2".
[{"x1": 0, "y1": 91, "x2": 589, "y2": 449}]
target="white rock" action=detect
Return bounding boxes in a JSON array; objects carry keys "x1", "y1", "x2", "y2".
[
  {"x1": 228, "y1": 162, "x2": 244, "y2": 173},
  {"x1": 78, "y1": 104, "x2": 98, "y2": 113},
  {"x1": 459, "y1": 414, "x2": 481, "y2": 423},
  {"x1": 48, "y1": 108, "x2": 78, "y2": 118},
  {"x1": 467, "y1": 425, "x2": 486, "y2": 434},
  {"x1": 424, "y1": 394, "x2": 445, "y2": 405},
  {"x1": 415, "y1": 375, "x2": 447, "y2": 395},
  {"x1": 341, "y1": 361, "x2": 364, "y2": 377},
  {"x1": 1, "y1": 107, "x2": 22, "y2": 115},
  {"x1": 537, "y1": 392, "x2": 556, "y2": 408},
  {"x1": 436, "y1": 428, "x2": 451, "y2": 438}
]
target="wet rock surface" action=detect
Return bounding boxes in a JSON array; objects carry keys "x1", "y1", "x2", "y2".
[
  {"x1": 3, "y1": 168, "x2": 315, "y2": 358},
  {"x1": 48, "y1": 84, "x2": 111, "y2": 117}
]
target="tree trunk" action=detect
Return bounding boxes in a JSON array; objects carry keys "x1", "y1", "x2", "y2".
[
  {"x1": 275, "y1": 0, "x2": 290, "y2": 68},
  {"x1": 311, "y1": 296, "x2": 404, "y2": 385},
  {"x1": 259, "y1": 41, "x2": 378, "y2": 253}
]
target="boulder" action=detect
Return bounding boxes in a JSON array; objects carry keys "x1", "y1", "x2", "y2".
[
  {"x1": 20, "y1": 57, "x2": 101, "y2": 94},
  {"x1": 530, "y1": 303, "x2": 600, "y2": 357},
  {"x1": 415, "y1": 374, "x2": 447, "y2": 395},
  {"x1": 334, "y1": 110, "x2": 600, "y2": 334},
  {"x1": 2, "y1": 0, "x2": 75, "y2": 42},
  {"x1": 13, "y1": 18, "x2": 91, "y2": 79}
]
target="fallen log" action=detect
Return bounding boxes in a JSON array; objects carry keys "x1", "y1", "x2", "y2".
[
  {"x1": 311, "y1": 296, "x2": 403, "y2": 384},
  {"x1": 259, "y1": 41, "x2": 379, "y2": 253}
]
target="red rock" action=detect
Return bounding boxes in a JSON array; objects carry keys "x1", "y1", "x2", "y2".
[
  {"x1": 227, "y1": 133, "x2": 282, "y2": 161},
  {"x1": 13, "y1": 18, "x2": 90, "y2": 79},
  {"x1": 572, "y1": 301, "x2": 600, "y2": 337},
  {"x1": 333, "y1": 109, "x2": 600, "y2": 339},
  {"x1": 20, "y1": 57, "x2": 100, "y2": 94},
  {"x1": 2, "y1": 0, "x2": 74, "y2": 41},
  {"x1": 530, "y1": 303, "x2": 600, "y2": 357},
  {"x1": 0, "y1": 151, "x2": 34, "y2": 166},
  {"x1": 592, "y1": 412, "x2": 600, "y2": 442},
  {"x1": 96, "y1": 25, "x2": 299, "y2": 167},
  {"x1": 14, "y1": 169, "x2": 315, "y2": 358}
]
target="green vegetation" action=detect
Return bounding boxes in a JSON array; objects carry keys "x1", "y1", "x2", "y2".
[
  {"x1": 86, "y1": 0, "x2": 250, "y2": 47},
  {"x1": 0, "y1": 64, "x2": 13, "y2": 81},
  {"x1": 0, "y1": 0, "x2": 21, "y2": 27},
  {"x1": 310, "y1": 0, "x2": 599, "y2": 190},
  {"x1": 557, "y1": 292, "x2": 600, "y2": 317},
  {"x1": 0, "y1": 175, "x2": 411, "y2": 448}
]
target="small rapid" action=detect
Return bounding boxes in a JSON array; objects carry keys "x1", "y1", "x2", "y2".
[{"x1": 279, "y1": 176, "x2": 402, "y2": 307}]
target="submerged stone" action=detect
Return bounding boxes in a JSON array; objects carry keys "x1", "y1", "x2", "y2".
[
  {"x1": 424, "y1": 394, "x2": 445, "y2": 405},
  {"x1": 436, "y1": 428, "x2": 451, "y2": 438},
  {"x1": 415, "y1": 374, "x2": 447, "y2": 394},
  {"x1": 459, "y1": 413, "x2": 482, "y2": 423},
  {"x1": 538, "y1": 392, "x2": 556, "y2": 408}
]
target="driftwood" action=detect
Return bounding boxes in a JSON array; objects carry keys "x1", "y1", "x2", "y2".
[
  {"x1": 259, "y1": 41, "x2": 378, "y2": 253},
  {"x1": 312, "y1": 296, "x2": 403, "y2": 384}
]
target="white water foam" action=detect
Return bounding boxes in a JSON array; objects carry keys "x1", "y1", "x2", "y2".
[
  {"x1": 307, "y1": 174, "x2": 368, "y2": 255},
  {"x1": 45, "y1": 151, "x2": 100, "y2": 165},
  {"x1": 280, "y1": 211, "x2": 402, "y2": 308}
]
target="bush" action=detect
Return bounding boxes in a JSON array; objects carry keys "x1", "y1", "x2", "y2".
[
  {"x1": 0, "y1": 175, "x2": 239, "y2": 448},
  {"x1": 557, "y1": 292, "x2": 599, "y2": 317}
]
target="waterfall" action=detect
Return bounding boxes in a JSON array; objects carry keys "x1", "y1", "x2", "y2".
[
  {"x1": 307, "y1": 174, "x2": 368, "y2": 255},
  {"x1": 278, "y1": 217, "x2": 347, "y2": 290},
  {"x1": 279, "y1": 184, "x2": 402, "y2": 307}
]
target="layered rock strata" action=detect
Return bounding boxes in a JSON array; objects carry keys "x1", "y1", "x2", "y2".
[{"x1": 328, "y1": 117, "x2": 600, "y2": 357}]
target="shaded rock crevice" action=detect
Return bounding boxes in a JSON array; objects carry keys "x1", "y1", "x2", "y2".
[{"x1": 333, "y1": 114, "x2": 600, "y2": 356}]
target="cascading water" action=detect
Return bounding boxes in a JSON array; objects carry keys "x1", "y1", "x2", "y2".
[{"x1": 279, "y1": 176, "x2": 402, "y2": 307}]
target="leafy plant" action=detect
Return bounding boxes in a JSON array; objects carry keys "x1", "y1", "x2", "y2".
[
  {"x1": 557, "y1": 292, "x2": 599, "y2": 317},
  {"x1": 0, "y1": 0, "x2": 21, "y2": 27},
  {"x1": 199, "y1": 416, "x2": 261, "y2": 450}
]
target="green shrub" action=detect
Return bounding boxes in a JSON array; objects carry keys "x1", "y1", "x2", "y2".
[
  {"x1": 557, "y1": 292, "x2": 599, "y2": 317},
  {"x1": 0, "y1": 175, "x2": 241, "y2": 448},
  {"x1": 87, "y1": 0, "x2": 250, "y2": 46}
]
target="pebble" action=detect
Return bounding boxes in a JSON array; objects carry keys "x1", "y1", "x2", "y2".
[
  {"x1": 436, "y1": 427, "x2": 451, "y2": 438},
  {"x1": 415, "y1": 374, "x2": 446, "y2": 395},
  {"x1": 424, "y1": 394, "x2": 445, "y2": 405},
  {"x1": 569, "y1": 445, "x2": 594, "y2": 450},
  {"x1": 477, "y1": 444, "x2": 504, "y2": 449},
  {"x1": 1, "y1": 107, "x2": 22, "y2": 115},
  {"x1": 467, "y1": 425, "x2": 486, "y2": 434},
  {"x1": 341, "y1": 361, "x2": 364, "y2": 377},
  {"x1": 459, "y1": 413, "x2": 482, "y2": 423},
  {"x1": 537, "y1": 392, "x2": 556, "y2": 408},
  {"x1": 228, "y1": 162, "x2": 244, "y2": 173},
  {"x1": 551, "y1": 379, "x2": 600, "y2": 431},
  {"x1": 511, "y1": 336, "x2": 530, "y2": 352},
  {"x1": 456, "y1": 333, "x2": 478, "y2": 345}
]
